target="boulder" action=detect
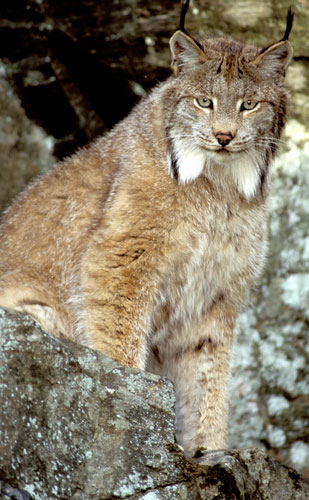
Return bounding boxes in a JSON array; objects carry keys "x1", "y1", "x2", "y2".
[{"x1": 0, "y1": 307, "x2": 308, "y2": 500}]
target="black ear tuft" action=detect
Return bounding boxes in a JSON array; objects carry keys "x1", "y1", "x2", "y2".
[
  {"x1": 179, "y1": 0, "x2": 190, "y2": 34},
  {"x1": 259, "y1": 8, "x2": 294, "y2": 56},
  {"x1": 281, "y1": 7, "x2": 294, "y2": 41}
]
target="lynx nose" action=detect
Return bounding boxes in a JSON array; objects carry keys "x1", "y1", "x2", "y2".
[{"x1": 215, "y1": 132, "x2": 233, "y2": 146}]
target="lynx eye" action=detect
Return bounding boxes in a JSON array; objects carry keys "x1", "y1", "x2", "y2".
[
  {"x1": 241, "y1": 100, "x2": 258, "y2": 111},
  {"x1": 195, "y1": 97, "x2": 213, "y2": 109}
]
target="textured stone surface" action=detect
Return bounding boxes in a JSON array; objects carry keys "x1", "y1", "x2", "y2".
[
  {"x1": 0, "y1": 308, "x2": 180, "y2": 499},
  {"x1": 0, "y1": 68, "x2": 54, "y2": 212},
  {"x1": 0, "y1": 479, "x2": 32, "y2": 500},
  {"x1": 1, "y1": 307, "x2": 309, "y2": 500}
]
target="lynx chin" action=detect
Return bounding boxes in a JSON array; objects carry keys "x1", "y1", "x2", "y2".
[{"x1": 0, "y1": 1, "x2": 293, "y2": 461}]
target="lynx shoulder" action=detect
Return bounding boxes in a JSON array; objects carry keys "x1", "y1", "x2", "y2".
[{"x1": 0, "y1": 2, "x2": 293, "y2": 459}]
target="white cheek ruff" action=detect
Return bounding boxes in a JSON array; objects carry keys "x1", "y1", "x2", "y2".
[
  {"x1": 205, "y1": 151, "x2": 262, "y2": 200},
  {"x1": 228, "y1": 157, "x2": 261, "y2": 200},
  {"x1": 167, "y1": 136, "x2": 262, "y2": 199},
  {"x1": 168, "y1": 137, "x2": 207, "y2": 184}
]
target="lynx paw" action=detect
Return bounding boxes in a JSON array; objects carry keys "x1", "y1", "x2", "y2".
[{"x1": 191, "y1": 449, "x2": 235, "y2": 466}]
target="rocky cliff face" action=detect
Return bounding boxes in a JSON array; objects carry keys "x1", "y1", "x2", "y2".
[
  {"x1": 0, "y1": 0, "x2": 308, "y2": 487},
  {"x1": 1, "y1": 307, "x2": 308, "y2": 500}
]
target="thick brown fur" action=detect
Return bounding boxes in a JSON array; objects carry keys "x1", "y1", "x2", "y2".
[{"x1": 0, "y1": 9, "x2": 293, "y2": 459}]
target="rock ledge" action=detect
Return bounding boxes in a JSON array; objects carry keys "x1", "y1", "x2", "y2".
[{"x1": 0, "y1": 307, "x2": 308, "y2": 500}]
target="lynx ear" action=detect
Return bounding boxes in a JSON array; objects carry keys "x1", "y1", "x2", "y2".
[
  {"x1": 253, "y1": 40, "x2": 293, "y2": 78},
  {"x1": 170, "y1": 30, "x2": 206, "y2": 75}
]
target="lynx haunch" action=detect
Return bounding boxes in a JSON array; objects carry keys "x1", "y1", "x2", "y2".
[{"x1": 0, "y1": 2, "x2": 293, "y2": 460}]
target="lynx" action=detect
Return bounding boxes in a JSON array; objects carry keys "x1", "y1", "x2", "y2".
[{"x1": 0, "y1": 1, "x2": 293, "y2": 460}]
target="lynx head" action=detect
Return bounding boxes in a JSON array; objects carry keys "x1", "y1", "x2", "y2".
[{"x1": 164, "y1": 1, "x2": 293, "y2": 200}]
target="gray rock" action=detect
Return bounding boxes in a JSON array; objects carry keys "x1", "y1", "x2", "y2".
[
  {"x1": 0, "y1": 479, "x2": 33, "y2": 500},
  {"x1": 0, "y1": 307, "x2": 308, "y2": 500},
  {"x1": 0, "y1": 308, "x2": 181, "y2": 499},
  {"x1": 0, "y1": 70, "x2": 54, "y2": 213}
]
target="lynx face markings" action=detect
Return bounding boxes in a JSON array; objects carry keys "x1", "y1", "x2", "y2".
[
  {"x1": 166, "y1": 28, "x2": 293, "y2": 199},
  {"x1": 167, "y1": 90, "x2": 267, "y2": 200},
  {"x1": 169, "y1": 91, "x2": 266, "y2": 198}
]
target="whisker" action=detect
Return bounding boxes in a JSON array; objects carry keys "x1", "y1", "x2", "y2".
[
  {"x1": 254, "y1": 136, "x2": 287, "y2": 145},
  {"x1": 255, "y1": 140, "x2": 285, "y2": 145},
  {"x1": 158, "y1": 132, "x2": 287, "y2": 152},
  {"x1": 157, "y1": 134, "x2": 196, "y2": 145}
]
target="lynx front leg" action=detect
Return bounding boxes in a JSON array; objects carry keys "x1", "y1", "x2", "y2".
[
  {"x1": 150, "y1": 302, "x2": 236, "y2": 458},
  {"x1": 174, "y1": 333, "x2": 233, "y2": 457},
  {"x1": 79, "y1": 228, "x2": 157, "y2": 369}
]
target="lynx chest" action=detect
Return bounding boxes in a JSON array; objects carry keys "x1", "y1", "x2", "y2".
[{"x1": 149, "y1": 196, "x2": 267, "y2": 346}]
